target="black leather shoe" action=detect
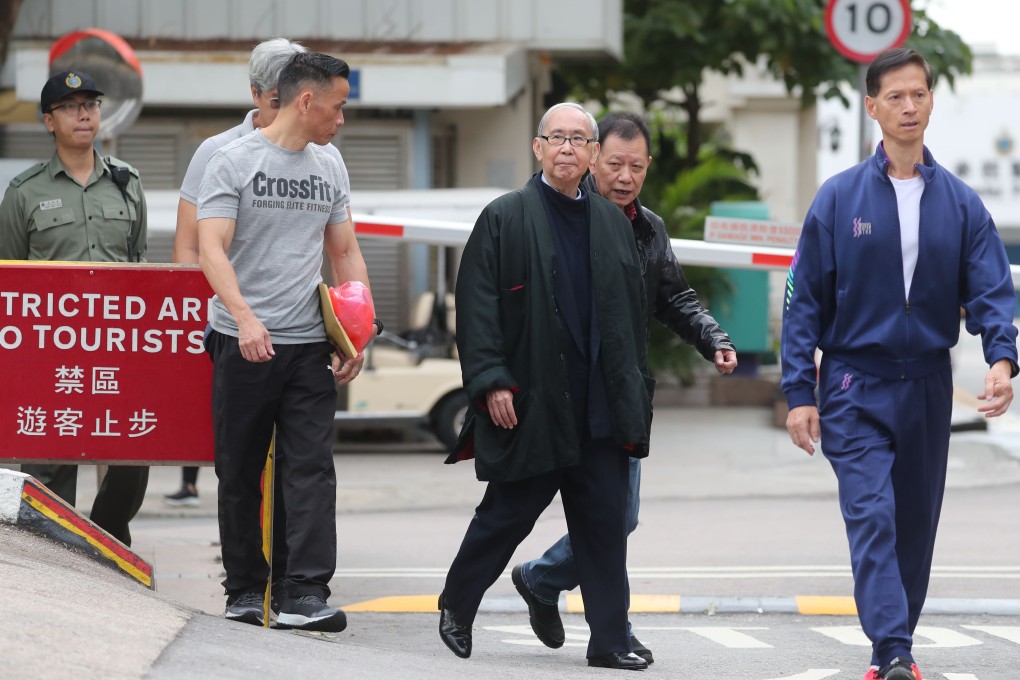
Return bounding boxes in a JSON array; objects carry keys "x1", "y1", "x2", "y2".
[
  {"x1": 629, "y1": 635, "x2": 654, "y2": 664},
  {"x1": 510, "y1": 564, "x2": 565, "y2": 648},
  {"x1": 438, "y1": 596, "x2": 472, "y2": 658},
  {"x1": 587, "y1": 652, "x2": 649, "y2": 670}
]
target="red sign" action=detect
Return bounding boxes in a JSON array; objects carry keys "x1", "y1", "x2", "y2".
[
  {"x1": 704, "y1": 216, "x2": 802, "y2": 248},
  {"x1": 0, "y1": 262, "x2": 214, "y2": 464}
]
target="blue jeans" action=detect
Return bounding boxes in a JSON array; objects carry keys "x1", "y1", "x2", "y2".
[{"x1": 520, "y1": 456, "x2": 641, "y2": 636}]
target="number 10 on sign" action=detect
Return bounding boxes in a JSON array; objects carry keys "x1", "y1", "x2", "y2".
[{"x1": 825, "y1": 0, "x2": 911, "y2": 64}]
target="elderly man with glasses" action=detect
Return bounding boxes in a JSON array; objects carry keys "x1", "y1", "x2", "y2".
[
  {"x1": 0, "y1": 69, "x2": 149, "y2": 546},
  {"x1": 437, "y1": 102, "x2": 653, "y2": 671}
]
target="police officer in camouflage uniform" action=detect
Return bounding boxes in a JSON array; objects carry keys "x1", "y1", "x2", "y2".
[{"x1": 0, "y1": 70, "x2": 148, "y2": 546}]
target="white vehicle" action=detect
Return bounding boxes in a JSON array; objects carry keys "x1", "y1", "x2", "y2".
[
  {"x1": 339, "y1": 346, "x2": 466, "y2": 451},
  {"x1": 335, "y1": 293, "x2": 467, "y2": 451}
]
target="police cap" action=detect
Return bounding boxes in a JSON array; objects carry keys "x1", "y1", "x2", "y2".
[{"x1": 41, "y1": 71, "x2": 104, "y2": 113}]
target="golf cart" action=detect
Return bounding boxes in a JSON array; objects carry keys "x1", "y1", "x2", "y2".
[{"x1": 334, "y1": 290, "x2": 467, "y2": 451}]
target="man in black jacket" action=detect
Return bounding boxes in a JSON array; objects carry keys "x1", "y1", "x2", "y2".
[
  {"x1": 439, "y1": 103, "x2": 654, "y2": 670},
  {"x1": 510, "y1": 113, "x2": 738, "y2": 664}
]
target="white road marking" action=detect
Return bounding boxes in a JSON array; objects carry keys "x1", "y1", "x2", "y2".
[
  {"x1": 961, "y1": 625, "x2": 1020, "y2": 644},
  {"x1": 811, "y1": 625, "x2": 871, "y2": 646},
  {"x1": 486, "y1": 624, "x2": 587, "y2": 647},
  {"x1": 812, "y1": 625, "x2": 984, "y2": 649},
  {"x1": 912, "y1": 626, "x2": 982, "y2": 648},
  {"x1": 481, "y1": 621, "x2": 1014, "y2": 677},
  {"x1": 679, "y1": 627, "x2": 772, "y2": 648},
  {"x1": 489, "y1": 624, "x2": 773, "y2": 649}
]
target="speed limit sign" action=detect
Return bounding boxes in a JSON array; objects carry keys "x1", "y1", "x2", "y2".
[{"x1": 825, "y1": 0, "x2": 911, "y2": 63}]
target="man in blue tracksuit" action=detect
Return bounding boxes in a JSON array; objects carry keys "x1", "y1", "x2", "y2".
[{"x1": 782, "y1": 48, "x2": 1017, "y2": 680}]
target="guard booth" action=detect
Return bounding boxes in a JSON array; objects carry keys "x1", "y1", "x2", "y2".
[{"x1": 707, "y1": 201, "x2": 774, "y2": 375}]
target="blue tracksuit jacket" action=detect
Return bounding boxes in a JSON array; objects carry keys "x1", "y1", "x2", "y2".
[{"x1": 782, "y1": 144, "x2": 1018, "y2": 408}]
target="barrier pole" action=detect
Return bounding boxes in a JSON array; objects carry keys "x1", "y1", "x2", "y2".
[{"x1": 260, "y1": 434, "x2": 275, "y2": 628}]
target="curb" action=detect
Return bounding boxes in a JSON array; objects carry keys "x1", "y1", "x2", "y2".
[
  {"x1": 343, "y1": 594, "x2": 1020, "y2": 617},
  {"x1": 0, "y1": 469, "x2": 154, "y2": 588}
]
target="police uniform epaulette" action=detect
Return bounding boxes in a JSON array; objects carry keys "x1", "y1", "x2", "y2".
[
  {"x1": 104, "y1": 155, "x2": 140, "y2": 178},
  {"x1": 8, "y1": 161, "x2": 47, "y2": 188}
]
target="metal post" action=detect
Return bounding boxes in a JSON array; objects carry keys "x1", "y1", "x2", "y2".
[
  {"x1": 858, "y1": 63, "x2": 871, "y2": 162},
  {"x1": 436, "y1": 246, "x2": 447, "y2": 299},
  {"x1": 410, "y1": 110, "x2": 433, "y2": 310}
]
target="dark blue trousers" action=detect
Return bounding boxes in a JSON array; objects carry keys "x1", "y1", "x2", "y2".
[
  {"x1": 442, "y1": 438, "x2": 631, "y2": 658},
  {"x1": 819, "y1": 356, "x2": 953, "y2": 666}
]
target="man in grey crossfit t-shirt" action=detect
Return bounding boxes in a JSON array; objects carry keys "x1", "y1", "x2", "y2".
[
  {"x1": 197, "y1": 52, "x2": 369, "y2": 632},
  {"x1": 166, "y1": 38, "x2": 355, "y2": 509}
]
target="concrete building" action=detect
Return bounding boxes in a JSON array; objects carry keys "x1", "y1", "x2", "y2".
[
  {"x1": 0, "y1": 0, "x2": 623, "y2": 328},
  {"x1": 698, "y1": 62, "x2": 818, "y2": 226},
  {"x1": 0, "y1": 1, "x2": 821, "y2": 334}
]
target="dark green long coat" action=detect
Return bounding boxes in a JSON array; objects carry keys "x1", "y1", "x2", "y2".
[{"x1": 447, "y1": 175, "x2": 654, "y2": 482}]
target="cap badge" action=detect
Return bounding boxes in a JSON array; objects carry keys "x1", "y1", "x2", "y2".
[{"x1": 65, "y1": 73, "x2": 82, "y2": 89}]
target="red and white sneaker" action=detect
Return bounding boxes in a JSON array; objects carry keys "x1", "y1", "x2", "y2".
[{"x1": 875, "y1": 657, "x2": 922, "y2": 680}]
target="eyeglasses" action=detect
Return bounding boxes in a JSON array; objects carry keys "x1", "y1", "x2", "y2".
[
  {"x1": 539, "y1": 134, "x2": 594, "y2": 148},
  {"x1": 48, "y1": 99, "x2": 101, "y2": 116},
  {"x1": 268, "y1": 97, "x2": 280, "y2": 109}
]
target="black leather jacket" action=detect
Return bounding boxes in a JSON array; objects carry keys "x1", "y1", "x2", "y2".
[{"x1": 583, "y1": 175, "x2": 735, "y2": 361}]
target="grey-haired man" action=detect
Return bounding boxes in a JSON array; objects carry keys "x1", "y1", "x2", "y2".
[{"x1": 438, "y1": 102, "x2": 653, "y2": 670}]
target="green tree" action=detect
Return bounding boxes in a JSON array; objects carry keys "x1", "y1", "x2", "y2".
[
  {"x1": 565, "y1": 0, "x2": 972, "y2": 170},
  {"x1": 643, "y1": 115, "x2": 759, "y2": 381}
]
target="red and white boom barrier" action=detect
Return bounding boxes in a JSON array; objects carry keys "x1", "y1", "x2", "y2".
[
  {"x1": 352, "y1": 213, "x2": 1020, "y2": 290},
  {"x1": 352, "y1": 213, "x2": 795, "y2": 270}
]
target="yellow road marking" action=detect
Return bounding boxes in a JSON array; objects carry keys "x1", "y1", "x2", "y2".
[
  {"x1": 796, "y1": 596, "x2": 857, "y2": 615},
  {"x1": 344, "y1": 595, "x2": 437, "y2": 612}
]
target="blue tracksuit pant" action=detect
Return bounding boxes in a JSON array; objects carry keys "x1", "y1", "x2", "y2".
[
  {"x1": 518, "y1": 456, "x2": 641, "y2": 638},
  {"x1": 819, "y1": 355, "x2": 953, "y2": 666}
]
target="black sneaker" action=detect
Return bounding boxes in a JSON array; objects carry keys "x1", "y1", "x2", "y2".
[
  {"x1": 163, "y1": 487, "x2": 200, "y2": 507},
  {"x1": 270, "y1": 581, "x2": 287, "y2": 621},
  {"x1": 275, "y1": 595, "x2": 347, "y2": 632},
  {"x1": 225, "y1": 591, "x2": 264, "y2": 626}
]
